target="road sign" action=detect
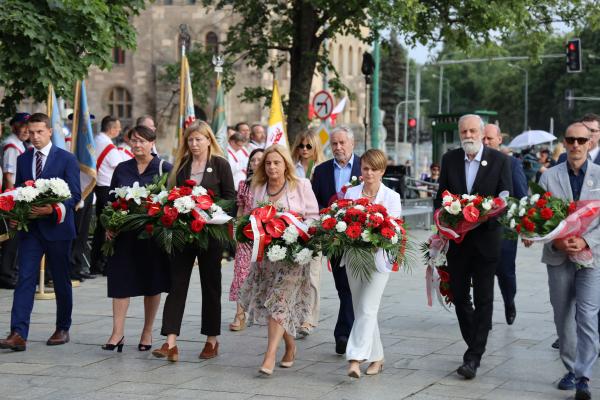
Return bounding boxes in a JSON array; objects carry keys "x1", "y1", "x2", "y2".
[{"x1": 312, "y1": 90, "x2": 334, "y2": 120}]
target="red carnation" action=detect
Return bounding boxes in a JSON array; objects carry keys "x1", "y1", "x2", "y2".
[
  {"x1": 472, "y1": 197, "x2": 483, "y2": 207},
  {"x1": 516, "y1": 223, "x2": 522, "y2": 233},
  {"x1": 368, "y1": 214, "x2": 384, "y2": 228},
  {"x1": 341, "y1": 185, "x2": 349, "y2": 194},
  {"x1": 163, "y1": 205, "x2": 179, "y2": 219},
  {"x1": 536, "y1": 199, "x2": 548, "y2": 208},
  {"x1": 195, "y1": 195, "x2": 214, "y2": 210},
  {"x1": 24, "y1": 180, "x2": 35, "y2": 187},
  {"x1": 319, "y1": 207, "x2": 331, "y2": 215},
  {"x1": 308, "y1": 226, "x2": 317, "y2": 235},
  {"x1": 345, "y1": 223, "x2": 362, "y2": 239},
  {"x1": 540, "y1": 207, "x2": 554, "y2": 220},
  {"x1": 179, "y1": 186, "x2": 193, "y2": 196},
  {"x1": 380, "y1": 227, "x2": 395, "y2": 239},
  {"x1": 544, "y1": 191, "x2": 552, "y2": 198},
  {"x1": 522, "y1": 217, "x2": 535, "y2": 232},
  {"x1": 119, "y1": 199, "x2": 129, "y2": 211},
  {"x1": 437, "y1": 269, "x2": 450, "y2": 282},
  {"x1": 265, "y1": 218, "x2": 285, "y2": 238},
  {"x1": 527, "y1": 208, "x2": 537, "y2": 217},
  {"x1": 0, "y1": 195, "x2": 15, "y2": 212},
  {"x1": 355, "y1": 198, "x2": 370, "y2": 207},
  {"x1": 145, "y1": 224, "x2": 154, "y2": 234},
  {"x1": 190, "y1": 217, "x2": 206, "y2": 233},
  {"x1": 321, "y1": 218, "x2": 336, "y2": 230},
  {"x1": 336, "y1": 199, "x2": 352, "y2": 208},
  {"x1": 568, "y1": 201, "x2": 577, "y2": 214},
  {"x1": 185, "y1": 179, "x2": 197, "y2": 187},
  {"x1": 493, "y1": 197, "x2": 505, "y2": 208},
  {"x1": 111, "y1": 201, "x2": 120, "y2": 210},
  {"x1": 160, "y1": 214, "x2": 176, "y2": 227},
  {"x1": 462, "y1": 204, "x2": 480, "y2": 223}
]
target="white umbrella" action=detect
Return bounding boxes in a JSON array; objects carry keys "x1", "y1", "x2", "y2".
[{"x1": 508, "y1": 130, "x2": 557, "y2": 148}]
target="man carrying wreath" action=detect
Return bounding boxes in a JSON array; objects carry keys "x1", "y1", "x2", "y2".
[
  {"x1": 0, "y1": 113, "x2": 81, "y2": 352},
  {"x1": 538, "y1": 122, "x2": 600, "y2": 400},
  {"x1": 434, "y1": 114, "x2": 512, "y2": 379}
]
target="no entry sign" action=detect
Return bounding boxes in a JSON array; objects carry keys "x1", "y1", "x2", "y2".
[{"x1": 312, "y1": 90, "x2": 334, "y2": 120}]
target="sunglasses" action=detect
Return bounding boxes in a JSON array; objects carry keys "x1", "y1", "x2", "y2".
[
  {"x1": 564, "y1": 136, "x2": 589, "y2": 145},
  {"x1": 297, "y1": 143, "x2": 313, "y2": 150}
]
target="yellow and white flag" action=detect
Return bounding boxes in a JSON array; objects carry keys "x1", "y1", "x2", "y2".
[{"x1": 266, "y1": 80, "x2": 287, "y2": 148}]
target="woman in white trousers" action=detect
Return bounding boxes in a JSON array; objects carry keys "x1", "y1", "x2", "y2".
[{"x1": 343, "y1": 149, "x2": 402, "y2": 378}]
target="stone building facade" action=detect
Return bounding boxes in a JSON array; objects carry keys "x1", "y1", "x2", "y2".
[{"x1": 15, "y1": 1, "x2": 370, "y2": 155}]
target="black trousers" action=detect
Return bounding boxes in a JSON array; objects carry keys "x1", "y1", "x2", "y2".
[
  {"x1": 331, "y1": 255, "x2": 354, "y2": 341},
  {"x1": 496, "y1": 238, "x2": 517, "y2": 306},
  {"x1": 90, "y1": 186, "x2": 111, "y2": 273},
  {"x1": 0, "y1": 235, "x2": 19, "y2": 286},
  {"x1": 447, "y1": 232, "x2": 499, "y2": 365},
  {"x1": 161, "y1": 243, "x2": 223, "y2": 337},
  {"x1": 70, "y1": 194, "x2": 94, "y2": 276}
]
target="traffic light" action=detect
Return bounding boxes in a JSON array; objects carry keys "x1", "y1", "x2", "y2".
[
  {"x1": 408, "y1": 118, "x2": 417, "y2": 128},
  {"x1": 566, "y1": 38, "x2": 582, "y2": 73}
]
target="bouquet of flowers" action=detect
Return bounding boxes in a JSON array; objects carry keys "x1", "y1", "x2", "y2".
[
  {"x1": 423, "y1": 191, "x2": 507, "y2": 308},
  {"x1": 327, "y1": 175, "x2": 361, "y2": 206},
  {"x1": 0, "y1": 178, "x2": 72, "y2": 233},
  {"x1": 311, "y1": 198, "x2": 409, "y2": 281},
  {"x1": 235, "y1": 203, "x2": 317, "y2": 266},
  {"x1": 500, "y1": 185, "x2": 600, "y2": 266},
  {"x1": 100, "y1": 175, "x2": 233, "y2": 255},
  {"x1": 141, "y1": 179, "x2": 233, "y2": 254}
]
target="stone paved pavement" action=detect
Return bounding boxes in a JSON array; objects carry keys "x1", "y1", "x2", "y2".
[{"x1": 0, "y1": 228, "x2": 598, "y2": 400}]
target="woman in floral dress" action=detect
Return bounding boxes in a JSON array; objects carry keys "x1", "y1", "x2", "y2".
[
  {"x1": 239, "y1": 144, "x2": 319, "y2": 376},
  {"x1": 229, "y1": 148, "x2": 264, "y2": 331}
]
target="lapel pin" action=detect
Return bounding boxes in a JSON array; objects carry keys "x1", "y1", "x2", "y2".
[
  {"x1": 481, "y1": 160, "x2": 488, "y2": 167},
  {"x1": 587, "y1": 179, "x2": 594, "y2": 187},
  {"x1": 206, "y1": 167, "x2": 213, "y2": 173}
]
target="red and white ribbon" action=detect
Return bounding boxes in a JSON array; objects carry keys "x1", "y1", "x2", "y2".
[
  {"x1": 249, "y1": 214, "x2": 266, "y2": 262},
  {"x1": 279, "y1": 212, "x2": 310, "y2": 241}
]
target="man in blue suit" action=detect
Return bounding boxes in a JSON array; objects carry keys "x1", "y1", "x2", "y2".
[
  {"x1": 312, "y1": 126, "x2": 362, "y2": 355},
  {"x1": 483, "y1": 124, "x2": 528, "y2": 325},
  {"x1": 0, "y1": 113, "x2": 81, "y2": 351}
]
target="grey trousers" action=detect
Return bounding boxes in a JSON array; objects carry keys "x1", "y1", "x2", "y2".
[{"x1": 547, "y1": 262, "x2": 600, "y2": 379}]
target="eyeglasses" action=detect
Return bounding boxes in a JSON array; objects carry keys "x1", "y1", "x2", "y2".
[
  {"x1": 564, "y1": 136, "x2": 589, "y2": 145},
  {"x1": 297, "y1": 143, "x2": 313, "y2": 150}
]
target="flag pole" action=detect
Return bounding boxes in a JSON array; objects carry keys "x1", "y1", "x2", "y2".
[
  {"x1": 71, "y1": 81, "x2": 81, "y2": 155},
  {"x1": 47, "y1": 85, "x2": 53, "y2": 117}
]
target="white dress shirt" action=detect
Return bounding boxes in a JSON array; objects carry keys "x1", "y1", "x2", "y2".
[
  {"x1": 95, "y1": 132, "x2": 130, "y2": 187},
  {"x1": 464, "y1": 145, "x2": 484, "y2": 194},
  {"x1": 32, "y1": 142, "x2": 52, "y2": 179},
  {"x1": 2, "y1": 133, "x2": 27, "y2": 175},
  {"x1": 227, "y1": 145, "x2": 249, "y2": 190}
]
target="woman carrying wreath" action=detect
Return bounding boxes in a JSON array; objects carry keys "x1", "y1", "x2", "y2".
[
  {"x1": 343, "y1": 149, "x2": 402, "y2": 378},
  {"x1": 152, "y1": 121, "x2": 235, "y2": 362},
  {"x1": 239, "y1": 144, "x2": 319, "y2": 376}
]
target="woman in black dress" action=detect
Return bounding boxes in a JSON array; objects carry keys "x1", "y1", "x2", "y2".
[
  {"x1": 102, "y1": 125, "x2": 172, "y2": 352},
  {"x1": 152, "y1": 121, "x2": 235, "y2": 362}
]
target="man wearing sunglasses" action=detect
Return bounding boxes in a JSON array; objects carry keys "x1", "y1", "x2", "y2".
[
  {"x1": 558, "y1": 113, "x2": 600, "y2": 166},
  {"x1": 538, "y1": 122, "x2": 600, "y2": 400}
]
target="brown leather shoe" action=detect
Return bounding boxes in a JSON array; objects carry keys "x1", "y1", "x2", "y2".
[
  {"x1": 199, "y1": 341, "x2": 219, "y2": 359},
  {"x1": 152, "y1": 343, "x2": 179, "y2": 362},
  {"x1": 46, "y1": 329, "x2": 70, "y2": 346},
  {"x1": 0, "y1": 332, "x2": 26, "y2": 351}
]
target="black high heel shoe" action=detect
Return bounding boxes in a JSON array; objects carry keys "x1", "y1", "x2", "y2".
[
  {"x1": 138, "y1": 343, "x2": 152, "y2": 352},
  {"x1": 102, "y1": 336, "x2": 125, "y2": 352}
]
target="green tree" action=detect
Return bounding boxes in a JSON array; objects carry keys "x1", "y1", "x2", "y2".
[
  {"x1": 379, "y1": 35, "x2": 408, "y2": 141},
  {"x1": 198, "y1": 0, "x2": 593, "y2": 143},
  {"x1": 0, "y1": 0, "x2": 146, "y2": 117}
]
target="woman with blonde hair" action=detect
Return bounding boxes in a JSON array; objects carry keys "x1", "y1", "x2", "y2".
[
  {"x1": 239, "y1": 144, "x2": 319, "y2": 376},
  {"x1": 152, "y1": 121, "x2": 235, "y2": 362},
  {"x1": 291, "y1": 129, "x2": 324, "y2": 179}
]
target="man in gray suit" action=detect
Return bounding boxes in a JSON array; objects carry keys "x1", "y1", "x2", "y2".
[{"x1": 538, "y1": 122, "x2": 600, "y2": 400}]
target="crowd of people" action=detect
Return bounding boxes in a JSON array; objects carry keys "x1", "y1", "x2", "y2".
[{"x1": 0, "y1": 110, "x2": 598, "y2": 399}]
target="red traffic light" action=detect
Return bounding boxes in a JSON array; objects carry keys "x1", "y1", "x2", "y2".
[
  {"x1": 408, "y1": 118, "x2": 417, "y2": 128},
  {"x1": 568, "y1": 43, "x2": 576, "y2": 51}
]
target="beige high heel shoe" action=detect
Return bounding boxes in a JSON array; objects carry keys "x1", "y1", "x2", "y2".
[
  {"x1": 365, "y1": 360, "x2": 384, "y2": 375},
  {"x1": 229, "y1": 311, "x2": 246, "y2": 332},
  {"x1": 279, "y1": 346, "x2": 297, "y2": 368},
  {"x1": 347, "y1": 361, "x2": 361, "y2": 378}
]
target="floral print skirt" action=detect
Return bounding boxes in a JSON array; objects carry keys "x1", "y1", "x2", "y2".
[
  {"x1": 239, "y1": 259, "x2": 311, "y2": 337},
  {"x1": 229, "y1": 243, "x2": 252, "y2": 301}
]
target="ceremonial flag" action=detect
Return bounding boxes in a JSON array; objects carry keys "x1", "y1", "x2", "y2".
[
  {"x1": 71, "y1": 80, "x2": 96, "y2": 200},
  {"x1": 47, "y1": 85, "x2": 66, "y2": 149},
  {"x1": 329, "y1": 96, "x2": 347, "y2": 127},
  {"x1": 178, "y1": 54, "x2": 196, "y2": 142},
  {"x1": 266, "y1": 79, "x2": 287, "y2": 148},
  {"x1": 211, "y1": 78, "x2": 227, "y2": 152}
]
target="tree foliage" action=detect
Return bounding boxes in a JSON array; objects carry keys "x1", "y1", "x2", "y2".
[
  {"x1": 0, "y1": 0, "x2": 146, "y2": 118},
  {"x1": 196, "y1": 0, "x2": 598, "y2": 144}
]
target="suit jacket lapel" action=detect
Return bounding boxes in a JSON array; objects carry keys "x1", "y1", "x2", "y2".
[
  {"x1": 558, "y1": 163, "x2": 573, "y2": 201},
  {"x1": 22, "y1": 150, "x2": 34, "y2": 181},
  {"x1": 594, "y1": 151, "x2": 600, "y2": 165},
  {"x1": 40, "y1": 146, "x2": 57, "y2": 178}
]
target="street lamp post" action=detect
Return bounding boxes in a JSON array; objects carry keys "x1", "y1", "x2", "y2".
[{"x1": 509, "y1": 63, "x2": 528, "y2": 132}]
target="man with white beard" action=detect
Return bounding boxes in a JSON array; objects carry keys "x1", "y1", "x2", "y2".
[{"x1": 434, "y1": 114, "x2": 513, "y2": 379}]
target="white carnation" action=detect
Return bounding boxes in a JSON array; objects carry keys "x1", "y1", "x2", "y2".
[
  {"x1": 154, "y1": 190, "x2": 169, "y2": 205},
  {"x1": 335, "y1": 221, "x2": 347, "y2": 232},
  {"x1": 173, "y1": 195, "x2": 196, "y2": 214},
  {"x1": 335, "y1": 209, "x2": 346, "y2": 218},
  {"x1": 442, "y1": 195, "x2": 454, "y2": 205},
  {"x1": 266, "y1": 245, "x2": 287, "y2": 262},
  {"x1": 509, "y1": 218, "x2": 516, "y2": 228},
  {"x1": 481, "y1": 200, "x2": 492, "y2": 211},
  {"x1": 331, "y1": 203, "x2": 338, "y2": 210},
  {"x1": 16, "y1": 186, "x2": 39, "y2": 202},
  {"x1": 361, "y1": 231, "x2": 371, "y2": 242},
  {"x1": 192, "y1": 185, "x2": 208, "y2": 196},
  {"x1": 34, "y1": 179, "x2": 51, "y2": 193},
  {"x1": 293, "y1": 248, "x2": 313, "y2": 265},
  {"x1": 209, "y1": 204, "x2": 224, "y2": 215},
  {"x1": 445, "y1": 200, "x2": 462, "y2": 215},
  {"x1": 282, "y1": 225, "x2": 299, "y2": 244},
  {"x1": 462, "y1": 194, "x2": 476, "y2": 201},
  {"x1": 519, "y1": 196, "x2": 528, "y2": 206},
  {"x1": 390, "y1": 234, "x2": 399, "y2": 244},
  {"x1": 353, "y1": 205, "x2": 365, "y2": 211},
  {"x1": 110, "y1": 186, "x2": 129, "y2": 199},
  {"x1": 126, "y1": 182, "x2": 149, "y2": 205},
  {"x1": 518, "y1": 207, "x2": 526, "y2": 217},
  {"x1": 48, "y1": 178, "x2": 71, "y2": 197},
  {"x1": 529, "y1": 194, "x2": 540, "y2": 205},
  {"x1": 321, "y1": 214, "x2": 333, "y2": 222}
]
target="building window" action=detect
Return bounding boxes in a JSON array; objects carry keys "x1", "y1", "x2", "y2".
[
  {"x1": 205, "y1": 31, "x2": 219, "y2": 54},
  {"x1": 106, "y1": 87, "x2": 132, "y2": 122},
  {"x1": 163, "y1": 0, "x2": 173, "y2": 4},
  {"x1": 338, "y1": 45, "x2": 344, "y2": 75},
  {"x1": 185, "y1": 0, "x2": 196, "y2": 3},
  {"x1": 112, "y1": 48, "x2": 126, "y2": 65},
  {"x1": 348, "y1": 46, "x2": 354, "y2": 76}
]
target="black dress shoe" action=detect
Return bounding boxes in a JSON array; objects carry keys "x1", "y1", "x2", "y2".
[
  {"x1": 0, "y1": 280, "x2": 16, "y2": 289},
  {"x1": 335, "y1": 337, "x2": 348, "y2": 355},
  {"x1": 505, "y1": 303, "x2": 516, "y2": 325},
  {"x1": 551, "y1": 338, "x2": 559, "y2": 349},
  {"x1": 457, "y1": 361, "x2": 478, "y2": 379}
]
